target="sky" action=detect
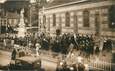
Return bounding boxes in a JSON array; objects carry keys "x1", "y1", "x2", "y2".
[
  {"x1": 0, "y1": 0, "x2": 50, "y2": 3},
  {"x1": 0, "y1": 0, "x2": 6, "y2": 3},
  {"x1": 30, "y1": 0, "x2": 52, "y2": 3},
  {"x1": 0, "y1": 0, "x2": 52, "y2": 3},
  {"x1": 47, "y1": 0, "x2": 51, "y2": 2}
]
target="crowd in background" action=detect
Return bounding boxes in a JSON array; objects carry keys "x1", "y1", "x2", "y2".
[
  {"x1": 0, "y1": 32, "x2": 113, "y2": 57},
  {"x1": 0, "y1": 32, "x2": 113, "y2": 71}
]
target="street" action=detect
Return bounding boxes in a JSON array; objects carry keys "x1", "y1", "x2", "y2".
[
  {"x1": 0, "y1": 49, "x2": 58, "y2": 71},
  {"x1": 42, "y1": 59, "x2": 57, "y2": 71},
  {"x1": 0, "y1": 50, "x2": 11, "y2": 67}
]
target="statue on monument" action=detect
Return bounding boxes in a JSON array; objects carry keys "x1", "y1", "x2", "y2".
[
  {"x1": 19, "y1": 8, "x2": 25, "y2": 27},
  {"x1": 21, "y1": 8, "x2": 24, "y2": 18},
  {"x1": 17, "y1": 8, "x2": 26, "y2": 38}
]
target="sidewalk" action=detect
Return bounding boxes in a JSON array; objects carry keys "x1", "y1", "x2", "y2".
[
  {"x1": 0, "y1": 50, "x2": 11, "y2": 56},
  {"x1": 0, "y1": 50, "x2": 11, "y2": 67},
  {"x1": 0, "y1": 49, "x2": 59, "y2": 65},
  {"x1": 40, "y1": 53, "x2": 59, "y2": 63}
]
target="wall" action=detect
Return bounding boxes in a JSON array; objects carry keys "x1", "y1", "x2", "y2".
[{"x1": 40, "y1": 0, "x2": 115, "y2": 39}]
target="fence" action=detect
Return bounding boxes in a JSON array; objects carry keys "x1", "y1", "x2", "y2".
[
  {"x1": 39, "y1": 49, "x2": 114, "y2": 71},
  {"x1": 88, "y1": 60, "x2": 112, "y2": 71}
]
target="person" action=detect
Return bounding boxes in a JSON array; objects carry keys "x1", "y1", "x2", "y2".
[
  {"x1": 35, "y1": 42, "x2": 41, "y2": 56},
  {"x1": 99, "y1": 37, "x2": 104, "y2": 52},
  {"x1": 3, "y1": 38, "x2": 6, "y2": 48},
  {"x1": 28, "y1": 41, "x2": 32, "y2": 48},
  {"x1": 11, "y1": 37, "x2": 14, "y2": 47},
  {"x1": 77, "y1": 55, "x2": 83, "y2": 64},
  {"x1": 95, "y1": 46, "x2": 100, "y2": 55},
  {"x1": 19, "y1": 47, "x2": 25, "y2": 57},
  {"x1": 11, "y1": 48, "x2": 17, "y2": 60},
  {"x1": 78, "y1": 63, "x2": 85, "y2": 71}
]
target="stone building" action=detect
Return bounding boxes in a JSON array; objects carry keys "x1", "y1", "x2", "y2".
[
  {"x1": 7, "y1": 12, "x2": 20, "y2": 28},
  {"x1": 0, "y1": 11, "x2": 20, "y2": 34},
  {"x1": 39, "y1": 0, "x2": 115, "y2": 40},
  {"x1": 0, "y1": 0, "x2": 29, "y2": 34}
]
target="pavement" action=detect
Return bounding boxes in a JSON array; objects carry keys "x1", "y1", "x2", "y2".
[
  {"x1": 0, "y1": 50, "x2": 11, "y2": 67},
  {"x1": 0, "y1": 49, "x2": 58, "y2": 71},
  {"x1": 0, "y1": 48, "x2": 113, "y2": 71}
]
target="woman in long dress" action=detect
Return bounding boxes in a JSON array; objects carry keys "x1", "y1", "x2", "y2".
[{"x1": 35, "y1": 42, "x2": 41, "y2": 56}]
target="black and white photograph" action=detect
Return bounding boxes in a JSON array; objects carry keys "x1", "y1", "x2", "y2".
[{"x1": 0, "y1": 0, "x2": 115, "y2": 71}]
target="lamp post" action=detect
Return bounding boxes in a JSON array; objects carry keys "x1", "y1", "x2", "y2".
[
  {"x1": 0, "y1": 7, "x2": 1, "y2": 34},
  {"x1": 29, "y1": 4, "x2": 31, "y2": 27},
  {"x1": 36, "y1": 0, "x2": 47, "y2": 33},
  {"x1": 36, "y1": 0, "x2": 40, "y2": 32},
  {"x1": 29, "y1": 0, "x2": 36, "y2": 29},
  {"x1": 0, "y1": 17, "x2": 2, "y2": 34},
  {"x1": 30, "y1": 0, "x2": 46, "y2": 33}
]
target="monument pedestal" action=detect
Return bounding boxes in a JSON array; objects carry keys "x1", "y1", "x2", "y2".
[
  {"x1": 17, "y1": 9, "x2": 26, "y2": 38},
  {"x1": 17, "y1": 28, "x2": 26, "y2": 38}
]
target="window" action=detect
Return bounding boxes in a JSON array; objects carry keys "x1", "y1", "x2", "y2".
[
  {"x1": 43, "y1": 15, "x2": 46, "y2": 24},
  {"x1": 48, "y1": 17, "x2": 50, "y2": 31},
  {"x1": 95, "y1": 12, "x2": 100, "y2": 35},
  {"x1": 53, "y1": 14, "x2": 56, "y2": 26},
  {"x1": 74, "y1": 15, "x2": 78, "y2": 33},
  {"x1": 83, "y1": 10, "x2": 90, "y2": 27},
  {"x1": 59, "y1": 15, "x2": 62, "y2": 29},
  {"x1": 43, "y1": 15, "x2": 46, "y2": 27},
  {"x1": 1, "y1": 20, "x2": 2, "y2": 26},
  {"x1": 108, "y1": 5, "x2": 115, "y2": 28},
  {"x1": 65, "y1": 12, "x2": 70, "y2": 27}
]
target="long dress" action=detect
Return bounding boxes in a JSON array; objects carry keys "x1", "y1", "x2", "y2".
[{"x1": 36, "y1": 43, "x2": 41, "y2": 56}]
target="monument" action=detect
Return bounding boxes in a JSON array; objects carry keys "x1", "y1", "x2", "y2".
[{"x1": 17, "y1": 9, "x2": 26, "y2": 38}]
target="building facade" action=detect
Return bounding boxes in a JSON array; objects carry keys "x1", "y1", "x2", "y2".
[
  {"x1": 0, "y1": 8, "x2": 20, "y2": 34},
  {"x1": 0, "y1": 0, "x2": 29, "y2": 35},
  {"x1": 39, "y1": 0, "x2": 115, "y2": 40},
  {"x1": 7, "y1": 11, "x2": 20, "y2": 27}
]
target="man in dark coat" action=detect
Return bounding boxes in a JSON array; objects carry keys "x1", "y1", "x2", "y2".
[
  {"x1": 78, "y1": 63, "x2": 85, "y2": 71},
  {"x1": 11, "y1": 48, "x2": 17, "y2": 60}
]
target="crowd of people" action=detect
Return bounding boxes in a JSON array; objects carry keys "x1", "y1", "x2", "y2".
[
  {"x1": 1, "y1": 33, "x2": 113, "y2": 56},
  {"x1": 38, "y1": 33, "x2": 112, "y2": 56},
  {"x1": 0, "y1": 32, "x2": 113, "y2": 71}
]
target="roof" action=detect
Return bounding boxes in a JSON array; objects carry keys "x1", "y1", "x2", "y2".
[
  {"x1": 45, "y1": 0, "x2": 87, "y2": 7},
  {"x1": 6, "y1": 0, "x2": 29, "y2": 1},
  {"x1": 45, "y1": 0, "x2": 107, "y2": 8},
  {"x1": 4, "y1": 0, "x2": 29, "y2": 9},
  {"x1": 7, "y1": 12, "x2": 20, "y2": 19},
  {"x1": 47, "y1": 0, "x2": 80, "y2": 6}
]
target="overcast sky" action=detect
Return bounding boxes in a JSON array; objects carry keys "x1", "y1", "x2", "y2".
[{"x1": 0, "y1": 0, "x2": 6, "y2": 3}]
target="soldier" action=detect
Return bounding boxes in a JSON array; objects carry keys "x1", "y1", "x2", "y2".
[
  {"x1": 41, "y1": 38, "x2": 49, "y2": 50},
  {"x1": 71, "y1": 34, "x2": 79, "y2": 50}
]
